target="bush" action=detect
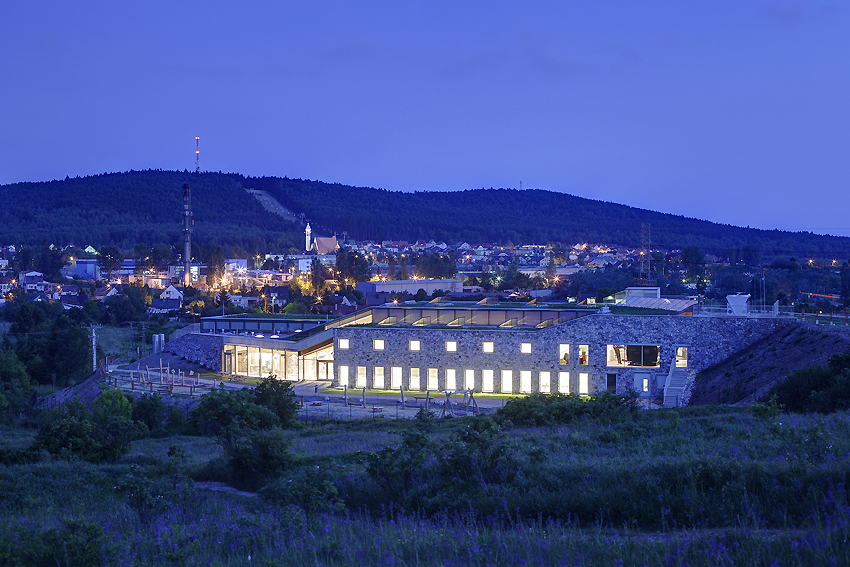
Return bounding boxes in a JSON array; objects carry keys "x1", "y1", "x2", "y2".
[
  {"x1": 132, "y1": 392, "x2": 166, "y2": 431},
  {"x1": 34, "y1": 414, "x2": 147, "y2": 464},
  {"x1": 167, "y1": 403, "x2": 186, "y2": 428},
  {"x1": 494, "y1": 390, "x2": 639, "y2": 427},
  {"x1": 770, "y1": 354, "x2": 850, "y2": 413},
  {"x1": 92, "y1": 388, "x2": 133, "y2": 425},
  {"x1": 190, "y1": 384, "x2": 279, "y2": 441},
  {"x1": 0, "y1": 519, "x2": 111, "y2": 567},
  {"x1": 226, "y1": 427, "x2": 294, "y2": 491},
  {"x1": 254, "y1": 374, "x2": 299, "y2": 424},
  {"x1": 261, "y1": 464, "x2": 344, "y2": 512}
]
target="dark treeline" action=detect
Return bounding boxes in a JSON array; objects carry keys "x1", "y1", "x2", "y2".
[
  {"x1": 245, "y1": 176, "x2": 850, "y2": 261},
  {"x1": 3, "y1": 170, "x2": 850, "y2": 261}
]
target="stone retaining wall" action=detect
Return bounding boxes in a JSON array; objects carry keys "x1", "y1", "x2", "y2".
[{"x1": 165, "y1": 333, "x2": 224, "y2": 372}]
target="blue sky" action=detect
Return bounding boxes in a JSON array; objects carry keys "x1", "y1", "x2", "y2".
[{"x1": 2, "y1": 1, "x2": 849, "y2": 236}]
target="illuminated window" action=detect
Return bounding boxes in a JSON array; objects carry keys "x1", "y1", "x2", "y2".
[
  {"x1": 482, "y1": 369, "x2": 495, "y2": 392},
  {"x1": 520, "y1": 343, "x2": 531, "y2": 354},
  {"x1": 391, "y1": 367, "x2": 402, "y2": 389},
  {"x1": 578, "y1": 345, "x2": 589, "y2": 365},
  {"x1": 501, "y1": 370, "x2": 513, "y2": 393},
  {"x1": 373, "y1": 367, "x2": 385, "y2": 389},
  {"x1": 373, "y1": 339, "x2": 384, "y2": 351},
  {"x1": 427, "y1": 368, "x2": 438, "y2": 390},
  {"x1": 409, "y1": 368, "x2": 421, "y2": 390},
  {"x1": 446, "y1": 341, "x2": 457, "y2": 352},
  {"x1": 483, "y1": 342, "x2": 494, "y2": 353},
  {"x1": 409, "y1": 340, "x2": 421, "y2": 351},
  {"x1": 338, "y1": 338, "x2": 349, "y2": 350},
  {"x1": 338, "y1": 365, "x2": 349, "y2": 386},
  {"x1": 643, "y1": 378, "x2": 649, "y2": 392},
  {"x1": 676, "y1": 347, "x2": 688, "y2": 367},
  {"x1": 606, "y1": 345, "x2": 660, "y2": 367},
  {"x1": 558, "y1": 371, "x2": 570, "y2": 393},
  {"x1": 559, "y1": 344, "x2": 570, "y2": 365},
  {"x1": 539, "y1": 371, "x2": 551, "y2": 394},
  {"x1": 464, "y1": 369, "x2": 475, "y2": 390},
  {"x1": 446, "y1": 369, "x2": 457, "y2": 391},
  {"x1": 356, "y1": 366, "x2": 367, "y2": 388},
  {"x1": 579, "y1": 372, "x2": 589, "y2": 395},
  {"x1": 520, "y1": 370, "x2": 532, "y2": 393}
]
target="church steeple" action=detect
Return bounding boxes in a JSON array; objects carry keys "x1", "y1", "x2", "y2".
[{"x1": 305, "y1": 223, "x2": 312, "y2": 252}]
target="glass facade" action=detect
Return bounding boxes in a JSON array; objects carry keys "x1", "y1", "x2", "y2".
[{"x1": 222, "y1": 342, "x2": 333, "y2": 382}]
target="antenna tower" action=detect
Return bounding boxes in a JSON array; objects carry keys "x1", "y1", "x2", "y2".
[
  {"x1": 633, "y1": 223, "x2": 657, "y2": 287},
  {"x1": 195, "y1": 137, "x2": 200, "y2": 173}
]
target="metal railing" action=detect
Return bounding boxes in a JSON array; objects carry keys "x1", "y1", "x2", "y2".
[
  {"x1": 692, "y1": 303, "x2": 795, "y2": 318},
  {"x1": 168, "y1": 323, "x2": 200, "y2": 342}
]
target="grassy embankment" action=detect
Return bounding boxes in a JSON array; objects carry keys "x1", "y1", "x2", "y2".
[{"x1": 2, "y1": 400, "x2": 849, "y2": 566}]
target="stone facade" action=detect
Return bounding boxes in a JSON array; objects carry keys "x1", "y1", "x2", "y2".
[
  {"x1": 333, "y1": 314, "x2": 795, "y2": 397},
  {"x1": 166, "y1": 334, "x2": 225, "y2": 372}
]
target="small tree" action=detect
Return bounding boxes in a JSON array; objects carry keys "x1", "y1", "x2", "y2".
[{"x1": 254, "y1": 374, "x2": 299, "y2": 424}]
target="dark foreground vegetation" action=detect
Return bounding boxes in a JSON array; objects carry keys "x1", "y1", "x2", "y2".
[{"x1": 1, "y1": 377, "x2": 849, "y2": 566}]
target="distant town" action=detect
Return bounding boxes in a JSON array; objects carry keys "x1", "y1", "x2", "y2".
[{"x1": 2, "y1": 221, "x2": 849, "y2": 318}]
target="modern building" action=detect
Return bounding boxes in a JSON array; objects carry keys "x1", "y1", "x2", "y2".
[{"x1": 166, "y1": 295, "x2": 795, "y2": 406}]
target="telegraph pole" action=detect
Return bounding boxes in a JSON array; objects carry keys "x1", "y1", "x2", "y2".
[{"x1": 87, "y1": 325, "x2": 100, "y2": 373}]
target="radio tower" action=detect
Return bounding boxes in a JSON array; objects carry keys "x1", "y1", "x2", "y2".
[{"x1": 195, "y1": 136, "x2": 200, "y2": 173}]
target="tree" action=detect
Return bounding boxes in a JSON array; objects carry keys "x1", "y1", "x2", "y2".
[
  {"x1": 336, "y1": 246, "x2": 371, "y2": 284},
  {"x1": 202, "y1": 243, "x2": 227, "y2": 288},
  {"x1": 253, "y1": 375, "x2": 299, "y2": 424},
  {"x1": 680, "y1": 246, "x2": 705, "y2": 280},
  {"x1": 98, "y1": 246, "x2": 124, "y2": 282},
  {"x1": 150, "y1": 243, "x2": 175, "y2": 273},
  {"x1": 0, "y1": 345, "x2": 31, "y2": 421}
]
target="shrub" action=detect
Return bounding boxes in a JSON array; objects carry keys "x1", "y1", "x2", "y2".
[
  {"x1": 494, "y1": 390, "x2": 639, "y2": 427},
  {"x1": 34, "y1": 414, "x2": 147, "y2": 464},
  {"x1": 226, "y1": 427, "x2": 295, "y2": 491},
  {"x1": 132, "y1": 392, "x2": 166, "y2": 431},
  {"x1": 92, "y1": 388, "x2": 133, "y2": 425},
  {"x1": 0, "y1": 519, "x2": 111, "y2": 567},
  {"x1": 261, "y1": 464, "x2": 345, "y2": 512},
  {"x1": 190, "y1": 384, "x2": 279, "y2": 441},
  {"x1": 167, "y1": 403, "x2": 186, "y2": 428},
  {"x1": 254, "y1": 374, "x2": 299, "y2": 424},
  {"x1": 770, "y1": 354, "x2": 850, "y2": 413}
]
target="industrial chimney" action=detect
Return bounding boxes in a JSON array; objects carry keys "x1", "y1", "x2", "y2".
[{"x1": 182, "y1": 183, "x2": 192, "y2": 288}]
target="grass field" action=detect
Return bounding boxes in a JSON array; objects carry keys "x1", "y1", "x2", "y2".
[{"x1": 1, "y1": 403, "x2": 848, "y2": 566}]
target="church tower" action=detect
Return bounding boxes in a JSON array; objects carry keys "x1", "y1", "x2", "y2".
[{"x1": 305, "y1": 223, "x2": 312, "y2": 252}]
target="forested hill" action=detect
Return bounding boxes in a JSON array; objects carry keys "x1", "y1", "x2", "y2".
[
  {"x1": 2, "y1": 169, "x2": 849, "y2": 260},
  {"x1": 249, "y1": 176, "x2": 850, "y2": 260},
  {"x1": 0, "y1": 170, "x2": 301, "y2": 251}
]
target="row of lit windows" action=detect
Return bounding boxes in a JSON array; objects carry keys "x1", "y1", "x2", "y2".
[
  {"x1": 337, "y1": 365, "x2": 591, "y2": 394},
  {"x1": 337, "y1": 339, "x2": 688, "y2": 369},
  {"x1": 337, "y1": 338, "x2": 590, "y2": 364}
]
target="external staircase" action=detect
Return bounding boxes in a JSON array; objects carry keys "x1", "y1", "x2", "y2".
[{"x1": 663, "y1": 359, "x2": 689, "y2": 408}]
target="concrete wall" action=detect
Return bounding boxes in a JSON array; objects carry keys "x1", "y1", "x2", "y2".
[{"x1": 333, "y1": 314, "x2": 795, "y2": 396}]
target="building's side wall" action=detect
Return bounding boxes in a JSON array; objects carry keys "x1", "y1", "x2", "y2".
[{"x1": 333, "y1": 315, "x2": 794, "y2": 396}]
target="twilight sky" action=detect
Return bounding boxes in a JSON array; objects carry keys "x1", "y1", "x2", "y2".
[{"x1": 2, "y1": 1, "x2": 849, "y2": 236}]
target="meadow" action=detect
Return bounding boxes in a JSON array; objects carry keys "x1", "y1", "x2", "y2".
[{"x1": 1, "y1": 395, "x2": 848, "y2": 566}]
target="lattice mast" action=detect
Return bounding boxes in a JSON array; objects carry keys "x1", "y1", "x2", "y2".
[
  {"x1": 195, "y1": 136, "x2": 200, "y2": 173},
  {"x1": 634, "y1": 223, "x2": 657, "y2": 286},
  {"x1": 182, "y1": 183, "x2": 192, "y2": 288}
]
